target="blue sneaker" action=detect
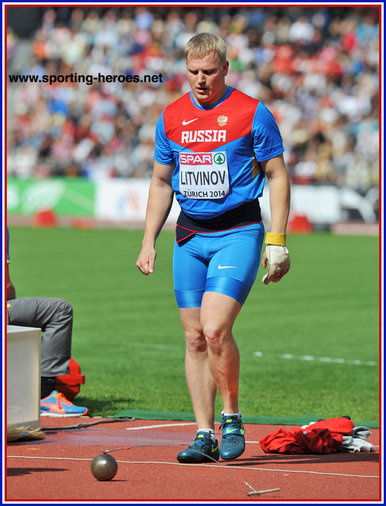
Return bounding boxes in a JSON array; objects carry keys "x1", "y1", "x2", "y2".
[
  {"x1": 219, "y1": 414, "x2": 245, "y2": 460},
  {"x1": 177, "y1": 431, "x2": 219, "y2": 463},
  {"x1": 40, "y1": 390, "x2": 88, "y2": 417}
]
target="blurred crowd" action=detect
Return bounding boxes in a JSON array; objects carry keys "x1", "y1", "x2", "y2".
[{"x1": 7, "y1": 6, "x2": 379, "y2": 193}]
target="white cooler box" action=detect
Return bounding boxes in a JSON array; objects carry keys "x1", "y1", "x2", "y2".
[{"x1": 7, "y1": 325, "x2": 41, "y2": 428}]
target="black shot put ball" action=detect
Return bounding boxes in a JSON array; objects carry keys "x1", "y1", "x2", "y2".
[{"x1": 91, "y1": 453, "x2": 118, "y2": 481}]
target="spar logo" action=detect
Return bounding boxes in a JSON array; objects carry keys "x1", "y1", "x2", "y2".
[
  {"x1": 213, "y1": 153, "x2": 226, "y2": 165},
  {"x1": 180, "y1": 153, "x2": 213, "y2": 165}
]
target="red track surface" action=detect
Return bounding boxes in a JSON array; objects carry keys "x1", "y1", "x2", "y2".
[{"x1": 5, "y1": 416, "x2": 381, "y2": 503}]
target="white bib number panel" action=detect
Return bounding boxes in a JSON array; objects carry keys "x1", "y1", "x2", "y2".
[{"x1": 179, "y1": 151, "x2": 229, "y2": 199}]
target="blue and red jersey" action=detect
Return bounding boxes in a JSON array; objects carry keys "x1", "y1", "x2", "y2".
[{"x1": 155, "y1": 87, "x2": 284, "y2": 220}]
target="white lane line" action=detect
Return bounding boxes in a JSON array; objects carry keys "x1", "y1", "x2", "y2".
[
  {"x1": 125, "y1": 424, "x2": 377, "y2": 448},
  {"x1": 7, "y1": 455, "x2": 379, "y2": 479},
  {"x1": 125, "y1": 425, "x2": 266, "y2": 443},
  {"x1": 126, "y1": 422, "x2": 196, "y2": 431},
  {"x1": 253, "y1": 352, "x2": 377, "y2": 367},
  {"x1": 128, "y1": 342, "x2": 182, "y2": 351},
  {"x1": 119, "y1": 343, "x2": 378, "y2": 368},
  {"x1": 8, "y1": 455, "x2": 92, "y2": 462}
]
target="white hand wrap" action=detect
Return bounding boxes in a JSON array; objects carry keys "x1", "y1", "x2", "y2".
[{"x1": 262, "y1": 245, "x2": 290, "y2": 285}]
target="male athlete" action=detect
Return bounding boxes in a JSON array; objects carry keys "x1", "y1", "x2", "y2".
[{"x1": 136, "y1": 33, "x2": 290, "y2": 463}]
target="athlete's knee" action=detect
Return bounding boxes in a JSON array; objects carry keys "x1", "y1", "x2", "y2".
[
  {"x1": 203, "y1": 324, "x2": 228, "y2": 351},
  {"x1": 184, "y1": 327, "x2": 207, "y2": 354}
]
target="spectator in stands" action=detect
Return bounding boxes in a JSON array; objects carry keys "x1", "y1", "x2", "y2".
[{"x1": 6, "y1": 6, "x2": 379, "y2": 194}]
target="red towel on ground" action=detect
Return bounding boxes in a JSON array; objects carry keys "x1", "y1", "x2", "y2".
[
  {"x1": 259, "y1": 417, "x2": 355, "y2": 454},
  {"x1": 304, "y1": 416, "x2": 354, "y2": 435}
]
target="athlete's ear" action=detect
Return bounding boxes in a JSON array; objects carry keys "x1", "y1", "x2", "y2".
[{"x1": 223, "y1": 60, "x2": 229, "y2": 76}]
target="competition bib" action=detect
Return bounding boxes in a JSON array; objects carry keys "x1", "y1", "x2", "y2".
[{"x1": 179, "y1": 151, "x2": 229, "y2": 200}]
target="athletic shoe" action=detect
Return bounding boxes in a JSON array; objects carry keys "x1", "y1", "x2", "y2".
[
  {"x1": 219, "y1": 413, "x2": 245, "y2": 460},
  {"x1": 40, "y1": 390, "x2": 88, "y2": 417},
  {"x1": 177, "y1": 431, "x2": 219, "y2": 463}
]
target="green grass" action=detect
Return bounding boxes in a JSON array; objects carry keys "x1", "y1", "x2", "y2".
[{"x1": 8, "y1": 226, "x2": 380, "y2": 423}]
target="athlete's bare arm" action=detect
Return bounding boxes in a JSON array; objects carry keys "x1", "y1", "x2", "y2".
[
  {"x1": 261, "y1": 154, "x2": 290, "y2": 235},
  {"x1": 260, "y1": 154, "x2": 291, "y2": 277},
  {"x1": 136, "y1": 161, "x2": 174, "y2": 275}
]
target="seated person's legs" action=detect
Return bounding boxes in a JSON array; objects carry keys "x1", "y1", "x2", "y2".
[{"x1": 7, "y1": 297, "x2": 88, "y2": 417}]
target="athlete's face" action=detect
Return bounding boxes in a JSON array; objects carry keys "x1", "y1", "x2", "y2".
[{"x1": 186, "y1": 51, "x2": 229, "y2": 107}]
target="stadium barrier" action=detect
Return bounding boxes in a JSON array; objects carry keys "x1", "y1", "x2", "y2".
[{"x1": 7, "y1": 178, "x2": 377, "y2": 229}]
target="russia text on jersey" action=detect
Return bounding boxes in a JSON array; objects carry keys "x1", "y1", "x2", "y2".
[{"x1": 181, "y1": 130, "x2": 226, "y2": 144}]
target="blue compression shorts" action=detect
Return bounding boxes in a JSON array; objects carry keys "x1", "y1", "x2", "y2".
[{"x1": 173, "y1": 222, "x2": 265, "y2": 308}]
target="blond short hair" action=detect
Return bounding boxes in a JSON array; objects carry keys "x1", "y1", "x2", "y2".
[{"x1": 185, "y1": 33, "x2": 227, "y2": 63}]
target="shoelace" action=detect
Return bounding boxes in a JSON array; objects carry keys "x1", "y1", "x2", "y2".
[
  {"x1": 190, "y1": 436, "x2": 212, "y2": 448},
  {"x1": 219, "y1": 420, "x2": 239, "y2": 430},
  {"x1": 219, "y1": 418, "x2": 243, "y2": 434},
  {"x1": 55, "y1": 392, "x2": 71, "y2": 408}
]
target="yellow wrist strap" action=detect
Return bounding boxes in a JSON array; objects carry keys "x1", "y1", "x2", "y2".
[{"x1": 265, "y1": 232, "x2": 286, "y2": 246}]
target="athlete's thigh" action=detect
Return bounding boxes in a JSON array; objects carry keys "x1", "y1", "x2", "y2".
[
  {"x1": 173, "y1": 238, "x2": 208, "y2": 308},
  {"x1": 178, "y1": 306, "x2": 205, "y2": 348},
  {"x1": 200, "y1": 291, "x2": 242, "y2": 331},
  {"x1": 205, "y1": 223, "x2": 264, "y2": 305}
]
